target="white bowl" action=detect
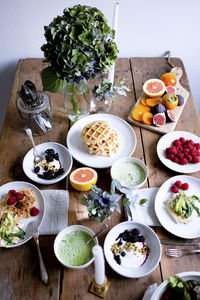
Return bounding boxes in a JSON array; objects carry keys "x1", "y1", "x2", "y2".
[
  {"x1": 23, "y1": 142, "x2": 73, "y2": 185},
  {"x1": 54, "y1": 225, "x2": 98, "y2": 269},
  {"x1": 110, "y1": 157, "x2": 148, "y2": 191},
  {"x1": 150, "y1": 271, "x2": 200, "y2": 299},
  {"x1": 104, "y1": 221, "x2": 161, "y2": 278}
]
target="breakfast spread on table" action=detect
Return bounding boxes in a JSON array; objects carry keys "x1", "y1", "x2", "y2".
[{"x1": 81, "y1": 120, "x2": 120, "y2": 157}]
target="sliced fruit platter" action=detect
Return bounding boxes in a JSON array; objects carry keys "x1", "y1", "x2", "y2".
[{"x1": 128, "y1": 67, "x2": 189, "y2": 134}]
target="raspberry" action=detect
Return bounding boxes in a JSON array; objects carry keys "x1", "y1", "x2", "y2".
[
  {"x1": 181, "y1": 183, "x2": 189, "y2": 190},
  {"x1": 16, "y1": 192, "x2": 24, "y2": 201},
  {"x1": 166, "y1": 147, "x2": 171, "y2": 154},
  {"x1": 8, "y1": 190, "x2": 17, "y2": 197},
  {"x1": 177, "y1": 151, "x2": 184, "y2": 159},
  {"x1": 188, "y1": 139, "x2": 194, "y2": 145},
  {"x1": 167, "y1": 154, "x2": 175, "y2": 160},
  {"x1": 188, "y1": 144, "x2": 194, "y2": 150},
  {"x1": 175, "y1": 180, "x2": 182, "y2": 188},
  {"x1": 185, "y1": 154, "x2": 192, "y2": 162},
  {"x1": 197, "y1": 151, "x2": 200, "y2": 157},
  {"x1": 190, "y1": 148, "x2": 197, "y2": 156},
  {"x1": 173, "y1": 157, "x2": 180, "y2": 163},
  {"x1": 194, "y1": 143, "x2": 200, "y2": 150},
  {"x1": 192, "y1": 156, "x2": 200, "y2": 163},
  {"x1": 170, "y1": 185, "x2": 179, "y2": 193},
  {"x1": 169, "y1": 146, "x2": 177, "y2": 155},
  {"x1": 180, "y1": 158, "x2": 188, "y2": 165},
  {"x1": 179, "y1": 137, "x2": 185, "y2": 144},
  {"x1": 30, "y1": 207, "x2": 40, "y2": 216},
  {"x1": 173, "y1": 140, "x2": 181, "y2": 147},
  {"x1": 7, "y1": 196, "x2": 17, "y2": 205}
]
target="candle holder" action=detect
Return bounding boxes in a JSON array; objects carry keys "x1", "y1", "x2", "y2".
[{"x1": 89, "y1": 276, "x2": 110, "y2": 298}]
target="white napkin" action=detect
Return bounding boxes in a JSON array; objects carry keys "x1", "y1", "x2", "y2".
[
  {"x1": 143, "y1": 283, "x2": 158, "y2": 300},
  {"x1": 124, "y1": 188, "x2": 161, "y2": 226},
  {"x1": 39, "y1": 190, "x2": 69, "y2": 235}
]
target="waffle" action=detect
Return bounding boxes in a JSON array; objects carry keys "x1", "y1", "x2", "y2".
[{"x1": 81, "y1": 120, "x2": 120, "y2": 157}]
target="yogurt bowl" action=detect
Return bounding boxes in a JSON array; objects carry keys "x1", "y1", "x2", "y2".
[
  {"x1": 54, "y1": 225, "x2": 98, "y2": 269},
  {"x1": 110, "y1": 157, "x2": 148, "y2": 191}
]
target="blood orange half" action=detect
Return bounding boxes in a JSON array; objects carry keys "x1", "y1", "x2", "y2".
[
  {"x1": 143, "y1": 79, "x2": 166, "y2": 98},
  {"x1": 69, "y1": 167, "x2": 97, "y2": 191}
]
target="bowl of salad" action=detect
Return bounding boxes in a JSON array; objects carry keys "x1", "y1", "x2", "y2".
[{"x1": 151, "y1": 271, "x2": 200, "y2": 300}]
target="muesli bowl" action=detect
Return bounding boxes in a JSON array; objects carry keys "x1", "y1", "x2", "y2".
[
  {"x1": 54, "y1": 225, "x2": 98, "y2": 270},
  {"x1": 104, "y1": 221, "x2": 161, "y2": 278},
  {"x1": 110, "y1": 157, "x2": 148, "y2": 191}
]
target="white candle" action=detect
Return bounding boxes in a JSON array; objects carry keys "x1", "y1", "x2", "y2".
[
  {"x1": 108, "y1": 2, "x2": 119, "y2": 89},
  {"x1": 92, "y1": 245, "x2": 105, "y2": 285}
]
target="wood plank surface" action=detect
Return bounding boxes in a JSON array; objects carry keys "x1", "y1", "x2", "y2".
[{"x1": 0, "y1": 57, "x2": 199, "y2": 300}]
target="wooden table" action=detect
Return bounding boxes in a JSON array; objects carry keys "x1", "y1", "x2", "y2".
[{"x1": 0, "y1": 57, "x2": 200, "y2": 300}]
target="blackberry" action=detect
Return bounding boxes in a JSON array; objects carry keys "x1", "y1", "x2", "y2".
[
  {"x1": 53, "y1": 153, "x2": 59, "y2": 160},
  {"x1": 121, "y1": 251, "x2": 126, "y2": 257},
  {"x1": 137, "y1": 235, "x2": 145, "y2": 242},
  {"x1": 55, "y1": 168, "x2": 64, "y2": 178},
  {"x1": 114, "y1": 255, "x2": 121, "y2": 265},
  {"x1": 118, "y1": 240, "x2": 122, "y2": 246},
  {"x1": 45, "y1": 149, "x2": 55, "y2": 155},
  {"x1": 34, "y1": 166, "x2": 40, "y2": 174},
  {"x1": 131, "y1": 228, "x2": 140, "y2": 236}
]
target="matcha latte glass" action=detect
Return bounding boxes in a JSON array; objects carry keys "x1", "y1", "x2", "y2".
[{"x1": 54, "y1": 225, "x2": 98, "y2": 269}]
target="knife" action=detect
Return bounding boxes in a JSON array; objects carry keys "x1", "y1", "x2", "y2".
[{"x1": 160, "y1": 238, "x2": 200, "y2": 246}]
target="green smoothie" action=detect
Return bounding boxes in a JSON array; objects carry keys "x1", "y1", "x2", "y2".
[
  {"x1": 57, "y1": 230, "x2": 96, "y2": 267},
  {"x1": 112, "y1": 161, "x2": 146, "y2": 187}
]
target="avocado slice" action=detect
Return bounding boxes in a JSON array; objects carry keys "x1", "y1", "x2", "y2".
[
  {"x1": 0, "y1": 212, "x2": 15, "y2": 235},
  {"x1": 173, "y1": 195, "x2": 187, "y2": 216}
]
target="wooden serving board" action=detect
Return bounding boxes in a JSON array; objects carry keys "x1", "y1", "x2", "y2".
[{"x1": 128, "y1": 67, "x2": 189, "y2": 134}]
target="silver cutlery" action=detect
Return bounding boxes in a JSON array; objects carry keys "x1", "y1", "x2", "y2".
[
  {"x1": 165, "y1": 248, "x2": 200, "y2": 257},
  {"x1": 86, "y1": 223, "x2": 108, "y2": 245},
  {"x1": 29, "y1": 221, "x2": 48, "y2": 284},
  {"x1": 26, "y1": 128, "x2": 44, "y2": 163}
]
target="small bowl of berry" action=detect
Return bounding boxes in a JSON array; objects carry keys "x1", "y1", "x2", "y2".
[
  {"x1": 23, "y1": 142, "x2": 73, "y2": 184},
  {"x1": 104, "y1": 221, "x2": 161, "y2": 278},
  {"x1": 157, "y1": 131, "x2": 200, "y2": 174}
]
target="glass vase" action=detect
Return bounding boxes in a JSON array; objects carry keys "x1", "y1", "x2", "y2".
[
  {"x1": 64, "y1": 79, "x2": 90, "y2": 122},
  {"x1": 90, "y1": 93, "x2": 112, "y2": 113}
]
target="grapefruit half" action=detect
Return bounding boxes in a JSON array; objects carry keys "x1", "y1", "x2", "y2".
[
  {"x1": 143, "y1": 79, "x2": 166, "y2": 98},
  {"x1": 70, "y1": 167, "x2": 97, "y2": 191}
]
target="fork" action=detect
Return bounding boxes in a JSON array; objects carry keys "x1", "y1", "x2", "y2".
[
  {"x1": 165, "y1": 248, "x2": 200, "y2": 257},
  {"x1": 29, "y1": 221, "x2": 48, "y2": 284}
]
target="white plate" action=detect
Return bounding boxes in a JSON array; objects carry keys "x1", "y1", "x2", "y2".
[
  {"x1": 0, "y1": 181, "x2": 44, "y2": 248},
  {"x1": 23, "y1": 142, "x2": 73, "y2": 185},
  {"x1": 157, "y1": 131, "x2": 200, "y2": 173},
  {"x1": 155, "y1": 175, "x2": 200, "y2": 239},
  {"x1": 151, "y1": 271, "x2": 200, "y2": 300},
  {"x1": 66, "y1": 114, "x2": 137, "y2": 168},
  {"x1": 104, "y1": 221, "x2": 161, "y2": 278}
]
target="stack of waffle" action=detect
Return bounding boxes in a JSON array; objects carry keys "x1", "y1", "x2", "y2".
[{"x1": 81, "y1": 120, "x2": 120, "y2": 157}]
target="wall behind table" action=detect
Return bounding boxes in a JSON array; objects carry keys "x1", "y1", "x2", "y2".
[{"x1": 0, "y1": 0, "x2": 199, "y2": 132}]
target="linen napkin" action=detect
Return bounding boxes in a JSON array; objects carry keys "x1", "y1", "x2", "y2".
[
  {"x1": 39, "y1": 190, "x2": 69, "y2": 235},
  {"x1": 124, "y1": 187, "x2": 161, "y2": 226},
  {"x1": 142, "y1": 283, "x2": 158, "y2": 300}
]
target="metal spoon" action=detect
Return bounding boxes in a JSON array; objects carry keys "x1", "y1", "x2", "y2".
[
  {"x1": 26, "y1": 128, "x2": 44, "y2": 163},
  {"x1": 86, "y1": 223, "x2": 108, "y2": 245}
]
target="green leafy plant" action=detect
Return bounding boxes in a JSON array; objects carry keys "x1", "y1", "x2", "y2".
[
  {"x1": 82, "y1": 184, "x2": 121, "y2": 223},
  {"x1": 92, "y1": 78, "x2": 131, "y2": 102},
  {"x1": 41, "y1": 4, "x2": 118, "y2": 93}
]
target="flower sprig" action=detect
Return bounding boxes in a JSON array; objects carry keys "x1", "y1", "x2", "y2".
[{"x1": 82, "y1": 184, "x2": 121, "y2": 223}]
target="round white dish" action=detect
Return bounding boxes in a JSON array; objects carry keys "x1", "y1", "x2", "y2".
[
  {"x1": 23, "y1": 142, "x2": 73, "y2": 185},
  {"x1": 0, "y1": 181, "x2": 44, "y2": 248},
  {"x1": 66, "y1": 113, "x2": 137, "y2": 169},
  {"x1": 150, "y1": 271, "x2": 200, "y2": 300},
  {"x1": 157, "y1": 130, "x2": 200, "y2": 173},
  {"x1": 54, "y1": 225, "x2": 98, "y2": 269},
  {"x1": 104, "y1": 221, "x2": 161, "y2": 278},
  {"x1": 155, "y1": 175, "x2": 200, "y2": 239},
  {"x1": 110, "y1": 157, "x2": 148, "y2": 191}
]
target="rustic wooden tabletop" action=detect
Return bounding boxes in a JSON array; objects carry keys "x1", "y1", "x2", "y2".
[{"x1": 0, "y1": 57, "x2": 199, "y2": 300}]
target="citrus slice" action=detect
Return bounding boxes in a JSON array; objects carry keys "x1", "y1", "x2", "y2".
[
  {"x1": 70, "y1": 167, "x2": 97, "y2": 191},
  {"x1": 143, "y1": 79, "x2": 166, "y2": 98},
  {"x1": 145, "y1": 98, "x2": 162, "y2": 107},
  {"x1": 140, "y1": 98, "x2": 151, "y2": 107},
  {"x1": 166, "y1": 85, "x2": 176, "y2": 94},
  {"x1": 132, "y1": 104, "x2": 150, "y2": 122}
]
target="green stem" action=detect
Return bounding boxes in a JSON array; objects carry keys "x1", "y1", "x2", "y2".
[{"x1": 70, "y1": 93, "x2": 80, "y2": 114}]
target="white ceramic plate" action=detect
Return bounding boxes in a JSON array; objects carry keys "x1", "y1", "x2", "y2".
[
  {"x1": 157, "y1": 131, "x2": 200, "y2": 173},
  {"x1": 104, "y1": 221, "x2": 161, "y2": 278},
  {"x1": 155, "y1": 175, "x2": 200, "y2": 239},
  {"x1": 66, "y1": 114, "x2": 137, "y2": 168},
  {"x1": 151, "y1": 271, "x2": 200, "y2": 300},
  {"x1": 23, "y1": 142, "x2": 73, "y2": 184},
  {"x1": 0, "y1": 181, "x2": 44, "y2": 248}
]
